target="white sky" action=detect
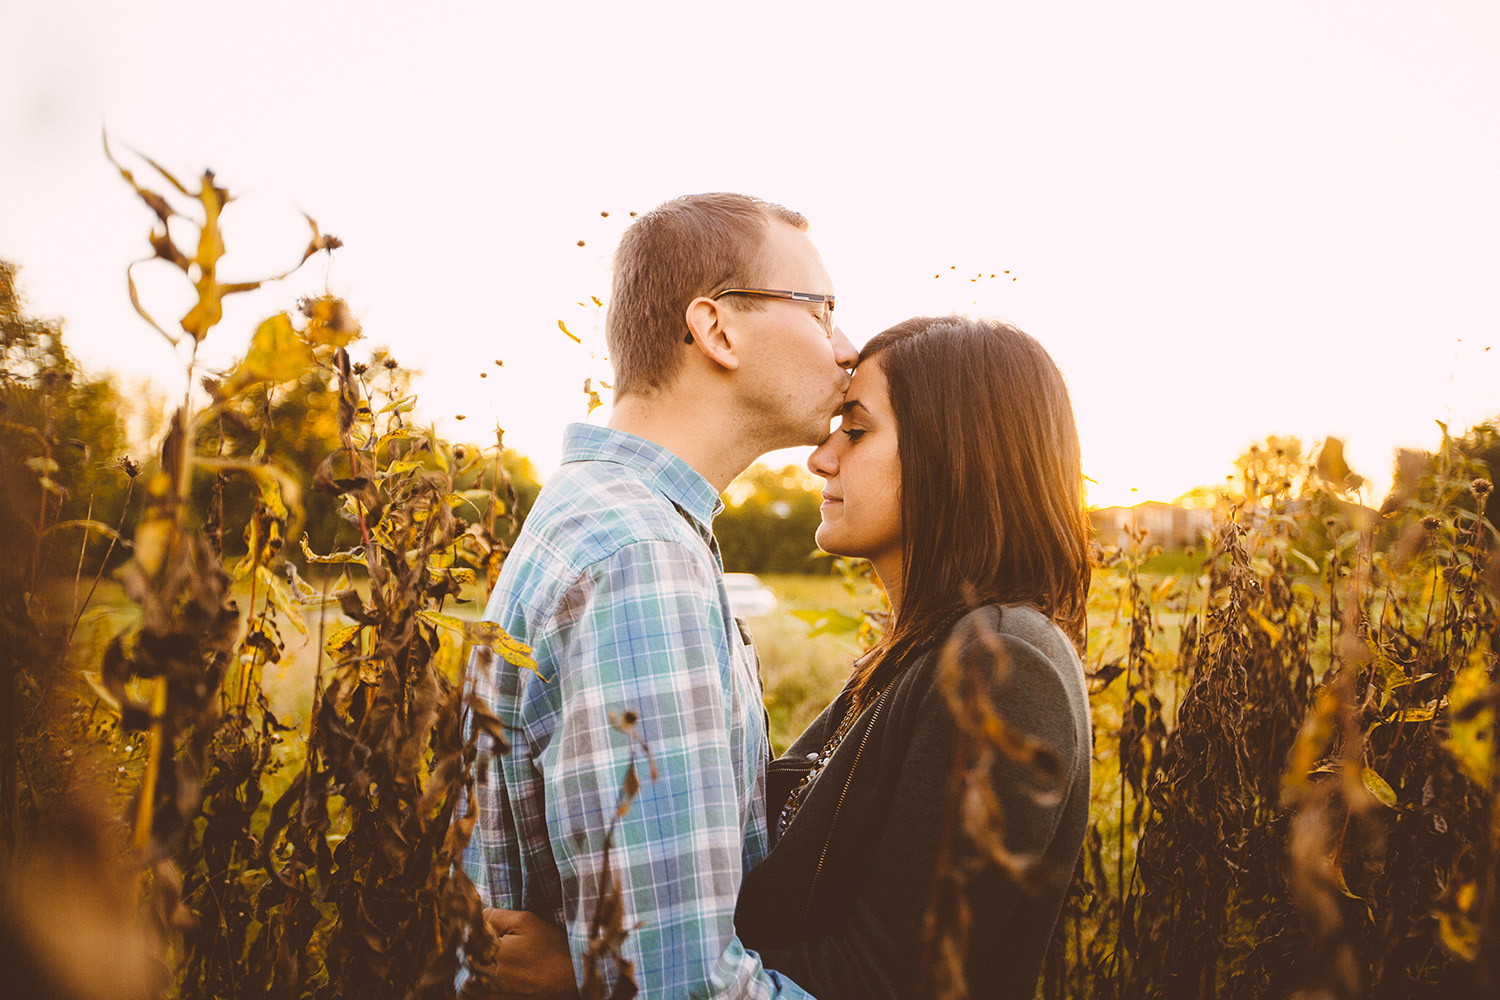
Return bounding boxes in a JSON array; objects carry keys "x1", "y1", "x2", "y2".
[{"x1": 2, "y1": 0, "x2": 1497, "y2": 508}]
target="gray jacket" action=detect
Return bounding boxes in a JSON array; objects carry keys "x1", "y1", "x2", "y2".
[{"x1": 736, "y1": 604, "x2": 1091, "y2": 1000}]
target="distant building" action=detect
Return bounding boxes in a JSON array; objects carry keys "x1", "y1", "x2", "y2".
[{"x1": 1090, "y1": 501, "x2": 1213, "y2": 550}]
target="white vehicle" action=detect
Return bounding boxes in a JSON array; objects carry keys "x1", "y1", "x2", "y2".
[{"x1": 723, "y1": 573, "x2": 778, "y2": 618}]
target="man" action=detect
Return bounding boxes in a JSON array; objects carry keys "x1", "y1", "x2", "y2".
[{"x1": 462, "y1": 193, "x2": 857, "y2": 998}]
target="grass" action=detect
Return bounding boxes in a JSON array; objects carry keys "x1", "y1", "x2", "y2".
[{"x1": 743, "y1": 573, "x2": 882, "y2": 754}]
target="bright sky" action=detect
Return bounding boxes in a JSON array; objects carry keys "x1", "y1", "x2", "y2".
[{"x1": 3, "y1": 1, "x2": 1497, "y2": 508}]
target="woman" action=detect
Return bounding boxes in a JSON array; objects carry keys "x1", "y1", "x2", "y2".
[
  {"x1": 733, "y1": 315, "x2": 1092, "y2": 999},
  {"x1": 475, "y1": 316, "x2": 1091, "y2": 1000}
]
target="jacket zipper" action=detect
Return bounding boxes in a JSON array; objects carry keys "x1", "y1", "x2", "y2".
[{"x1": 802, "y1": 685, "x2": 891, "y2": 922}]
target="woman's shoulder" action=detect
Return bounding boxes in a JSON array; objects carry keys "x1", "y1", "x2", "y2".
[
  {"x1": 900, "y1": 604, "x2": 1087, "y2": 715},
  {"x1": 939, "y1": 603, "x2": 1080, "y2": 668}
]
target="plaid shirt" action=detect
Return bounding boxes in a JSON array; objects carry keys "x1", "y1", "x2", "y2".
[{"x1": 463, "y1": 423, "x2": 813, "y2": 999}]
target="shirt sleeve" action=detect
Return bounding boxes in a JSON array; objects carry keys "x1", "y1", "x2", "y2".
[{"x1": 546, "y1": 538, "x2": 816, "y2": 1000}]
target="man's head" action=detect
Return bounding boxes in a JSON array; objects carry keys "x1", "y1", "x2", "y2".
[{"x1": 607, "y1": 193, "x2": 856, "y2": 448}]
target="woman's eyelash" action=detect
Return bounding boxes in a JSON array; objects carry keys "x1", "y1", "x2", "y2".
[{"x1": 841, "y1": 428, "x2": 866, "y2": 441}]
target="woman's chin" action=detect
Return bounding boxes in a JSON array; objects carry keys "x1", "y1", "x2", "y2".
[{"x1": 815, "y1": 533, "x2": 856, "y2": 561}]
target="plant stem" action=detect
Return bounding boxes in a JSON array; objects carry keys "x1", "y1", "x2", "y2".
[
  {"x1": 134, "y1": 675, "x2": 168, "y2": 852},
  {"x1": 65, "y1": 475, "x2": 135, "y2": 649}
]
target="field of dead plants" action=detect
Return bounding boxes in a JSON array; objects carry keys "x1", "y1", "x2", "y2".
[{"x1": 2, "y1": 154, "x2": 1497, "y2": 1000}]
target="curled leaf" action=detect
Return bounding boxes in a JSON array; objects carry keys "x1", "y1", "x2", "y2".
[
  {"x1": 417, "y1": 611, "x2": 539, "y2": 675},
  {"x1": 1360, "y1": 767, "x2": 1397, "y2": 809}
]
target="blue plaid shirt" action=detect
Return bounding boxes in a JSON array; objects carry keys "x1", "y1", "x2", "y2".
[{"x1": 463, "y1": 423, "x2": 813, "y2": 999}]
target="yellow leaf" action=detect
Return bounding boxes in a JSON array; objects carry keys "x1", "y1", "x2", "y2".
[
  {"x1": 132, "y1": 514, "x2": 174, "y2": 579},
  {"x1": 1332, "y1": 860, "x2": 1362, "y2": 901},
  {"x1": 1445, "y1": 650, "x2": 1495, "y2": 787},
  {"x1": 300, "y1": 536, "x2": 365, "y2": 565},
  {"x1": 384, "y1": 459, "x2": 426, "y2": 478},
  {"x1": 1246, "y1": 607, "x2": 1282, "y2": 644},
  {"x1": 358, "y1": 658, "x2": 384, "y2": 685},
  {"x1": 222, "y1": 314, "x2": 315, "y2": 392},
  {"x1": 1316, "y1": 436, "x2": 1349, "y2": 482},
  {"x1": 304, "y1": 295, "x2": 360, "y2": 347},
  {"x1": 1360, "y1": 766, "x2": 1397, "y2": 809},
  {"x1": 377, "y1": 427, "x2": 422, "y2": 447},
  {"x1": 377, "y1": 395, "x2": 418, "y2": 416},
  {"x1": 1284, "y1": 686, "x2": 1339, "y2": 795},
  {"x1": 790, "y1": 608, "x2": 864, "y2": 638},
  {"x1": 324, "y1": 624, "x2": 363, "y2": 659},
  {"x1": 417, "y1": 611, "x2": 539, "y2": 675},
  {"x1": 195, "y1": 171, "x2": 227, "y2": 274},
  {"x1": 1392, "y1": 703, "x2": 1437, "y2": 724},
  {"x1": 558, "y1": 319, "x2": 580, "y2": 344},
  {"x1": 1439, "y1": 910, "x2": 1480, "y2": 961},
  {"x1": 258, "y1": 566, "x2": 308, "y2": 639}
]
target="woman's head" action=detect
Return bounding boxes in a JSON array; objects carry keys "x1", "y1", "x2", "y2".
[{"x1": 808, "y1": 315, "x2": 1091, "y2": 682}]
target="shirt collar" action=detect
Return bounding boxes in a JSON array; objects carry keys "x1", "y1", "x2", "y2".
[{"x1": 560, "y1": 423, "x2": 724, "y2": 530}]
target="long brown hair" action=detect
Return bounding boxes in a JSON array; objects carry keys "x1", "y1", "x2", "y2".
[{"x1": 852, "y1": 316, "x2": 1091, "y2": 702}]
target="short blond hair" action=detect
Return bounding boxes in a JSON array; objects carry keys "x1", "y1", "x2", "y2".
[{"x1": 606, "y1": 193, "x2": 807, "y2": 397}]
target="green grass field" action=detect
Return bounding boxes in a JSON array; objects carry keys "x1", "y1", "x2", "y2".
[{"x1": 741, "y1": 573, "x2": 883, "y2": 753}]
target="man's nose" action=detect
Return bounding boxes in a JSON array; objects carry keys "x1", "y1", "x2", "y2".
[{"x1": 830, "y1": 327, "x2": 858, "y2": 370}]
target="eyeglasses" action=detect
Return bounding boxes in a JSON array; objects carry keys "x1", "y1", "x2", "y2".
[{"x1": 711, "y1": 287, "x2": 837, "y2": 337}]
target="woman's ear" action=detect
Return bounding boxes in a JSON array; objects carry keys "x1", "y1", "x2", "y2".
[{"x1": 684, "y1": 297, "x2": 740, "y2": 371}]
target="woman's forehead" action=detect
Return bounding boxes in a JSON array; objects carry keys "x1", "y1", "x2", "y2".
[{"x1": 848, "y1": 356, "x2": 887, "y2": 394}]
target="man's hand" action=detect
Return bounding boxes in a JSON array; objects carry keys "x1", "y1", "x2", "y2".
[{"x1": 463, "y1": 908, "x2": 579, "y2": 1000}]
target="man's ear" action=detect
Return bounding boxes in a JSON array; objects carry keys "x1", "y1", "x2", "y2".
[{"x1": 684, "y1": 297, "x2": 740, "y2": 371}]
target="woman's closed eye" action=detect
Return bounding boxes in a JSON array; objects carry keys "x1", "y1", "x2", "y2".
[{"x1": 841, "y1": 426, "x2": 866, "y2": 442}]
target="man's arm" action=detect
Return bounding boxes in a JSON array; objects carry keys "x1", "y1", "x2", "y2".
[{"x1": 544, "y1": 538, "x2": 812, "y2": 999}]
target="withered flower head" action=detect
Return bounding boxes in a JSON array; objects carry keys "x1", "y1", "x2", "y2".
[
  {"x1": 453, "y1": 446, "x2": 466, "y2": 461},
  {"x1": 119, "y1": 456, "x2": 141, "y2": 478},
  {"x1": 1422, "y1": 515, "x2": 1441, "y2": 531},
  {"x1": 352, "y1": 362, "x2": 369, "y2": 376},
  {"x1": 383, "y1": 357, "x2": 399, "y2": 370},
  {"x1": 1472, "y1": 478, "x2": 1492, "y2": 499}
]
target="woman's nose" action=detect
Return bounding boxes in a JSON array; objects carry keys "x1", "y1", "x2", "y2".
[{"x1": 808, "y1": 436, "x2": 838, "y2": 478}]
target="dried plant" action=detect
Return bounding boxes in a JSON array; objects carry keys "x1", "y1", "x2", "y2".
[
  {"x1": 85, "y1": 145, "x2": 537, "y2": 999},
  {"x1": 1040, "y1": 434, "x2": 1500, "y2": 999},
  {"x1": 7, "y1": 141, "x2": 1499, "y2": 1000}
]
